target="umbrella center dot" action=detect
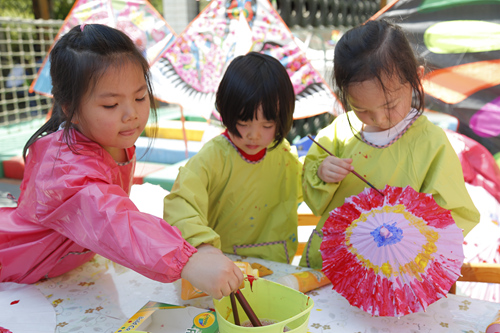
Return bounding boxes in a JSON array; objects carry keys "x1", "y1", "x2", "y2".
[{"x1": 371, "y1": 223, "x2": 403, "y2": 247}]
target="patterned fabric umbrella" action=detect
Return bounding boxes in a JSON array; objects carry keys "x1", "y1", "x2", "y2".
[
  {"x1": 30, "y1": 0, "x2": 176, "y2": 97},
  {"x1": 150, "y1": 0, "x2": 337, "y2": 120},
  {"x1": 373, "y1": 0, "x2": 500, "y2": 155},
  {"x1": 320, "y1": 185, "x2": 464, "y2": 317}
]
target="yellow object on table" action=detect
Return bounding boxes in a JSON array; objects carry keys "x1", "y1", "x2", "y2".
[{"x1": 114, "y1": 301, "x2": 217, "y2": 333}]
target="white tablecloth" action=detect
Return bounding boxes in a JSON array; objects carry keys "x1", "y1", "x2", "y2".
[{"x1": 27, "y1": 254, "x2": 500, "y2": 333}]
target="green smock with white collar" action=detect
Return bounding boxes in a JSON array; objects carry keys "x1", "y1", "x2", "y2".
[
  {"x1": 300, "y1": 112, "x2": 480, "y2": 269},
  {"x1": 164, "y1": 134, "x2": 303, "y2": 264}
]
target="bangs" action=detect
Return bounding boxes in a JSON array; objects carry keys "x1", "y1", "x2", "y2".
[{"x1": 238, "y1": 89, "x2": 279, "y2": 122}]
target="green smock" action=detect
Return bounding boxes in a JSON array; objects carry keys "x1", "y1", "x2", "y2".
[
  {"x1": 300, "y1": 112, "x2": 480, "y2": 269},
  {"x1": 164, "y1": 134, "x2": 303, "y2": 263}
]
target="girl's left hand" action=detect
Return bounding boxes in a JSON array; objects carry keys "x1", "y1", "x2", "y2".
[{"x1": 317, "y1": 155, "x2": 353, "y2": 183}]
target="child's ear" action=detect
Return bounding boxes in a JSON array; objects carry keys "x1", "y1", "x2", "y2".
[
  {"x1": 70, "y1": 114, "x2": 79, "y2": 125},
  {"x1": 61, "y1": 106, "x2": 79, "y2": 125},
  {"x1": 417, "y1": 65, "x2": 425, "y2": 79}
]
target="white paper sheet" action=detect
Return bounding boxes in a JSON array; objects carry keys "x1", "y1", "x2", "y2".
[{"x1": 0, "y1": 283, "x2": 56, "y2": 333}]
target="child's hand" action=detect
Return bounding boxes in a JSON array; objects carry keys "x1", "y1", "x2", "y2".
[
  {"x1": 181, "y1": 245, "x2": 244, "y2": 299},
  {"x1": 317, "y1": 156, "x2": 354, "y2": 183}
]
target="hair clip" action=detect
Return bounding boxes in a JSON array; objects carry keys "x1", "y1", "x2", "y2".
[{"x1": 80, "y1": 23, "x2": 86, "y2": 32}]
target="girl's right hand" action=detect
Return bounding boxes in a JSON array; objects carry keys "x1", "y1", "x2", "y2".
[
  {"x1": 181, "y1": 245, "x2": 244, "y2": 299},
  {"x1": 317, "y1": 155, "x2": 354, "y2": 183}
]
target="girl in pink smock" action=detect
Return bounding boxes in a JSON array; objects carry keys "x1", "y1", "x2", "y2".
[
  {"x1": 164, "y1": 52, "x2": 303, "y2": 264},
  {"x1": 0, "y1": 24, "x2": 243, "y2": 299}
]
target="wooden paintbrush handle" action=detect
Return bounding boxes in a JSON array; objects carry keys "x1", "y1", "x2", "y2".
[
  {"x1": 307, "y1": 135, "x2": 384, "y2": 197},
  {"x1": 230, "y1": 292, "x2": 240, "y2": 326},
  {"x1": 235, "y1": 289, "x2": 262, "y2": 327}
]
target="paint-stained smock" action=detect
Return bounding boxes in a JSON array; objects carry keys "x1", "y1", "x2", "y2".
[
  {"x1": 164, "y1": 134, "x2": 303, "y2": 264},
  {"x1": 300, "y1": 112, "x2": 480, "y2": 269},
  {"x1": 0, "y1": 128, "x2": 196, "y2": 283}
]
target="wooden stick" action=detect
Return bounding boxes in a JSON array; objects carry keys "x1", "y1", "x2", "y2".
[
  {"x1": 230, "y1": 292, "x2": 240, "y2": 326},
  {"x1": 307, "y1": 135, "x2": 384, "y2": 197},
  {"x1": 234, "y1": 289, "x2": 262, "y2": 327}
]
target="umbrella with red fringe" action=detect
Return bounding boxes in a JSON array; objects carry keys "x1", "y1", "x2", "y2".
[{"x1": 321, "y1": 185, "x2": 464, "y2": 317}]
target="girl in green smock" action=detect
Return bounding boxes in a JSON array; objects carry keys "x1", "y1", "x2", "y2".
[
  {"x1": 300, "y1": 20, "x2": 480, "y2": 269},
  {"x1": 164, "y1": 52, "x2": 302, "y2": 264}
]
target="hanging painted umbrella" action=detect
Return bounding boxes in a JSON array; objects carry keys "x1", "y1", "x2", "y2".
[
  {"x1": 150, "y1": 0, "x2": 337, "y2": 120},
  {"x1": 30, "y1": 0, "x2": 176, "y2": 97},
  {"x1": 320, "y1": 185, "x2": 464, "y2": 317}
]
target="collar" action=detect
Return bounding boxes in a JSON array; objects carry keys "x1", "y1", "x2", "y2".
[
  {"x1": 360, "y1": 109, "x2": 420, "y2": 148},
  {"x1": 222, "y1": 129, "x2": 267, "y2": 163}
]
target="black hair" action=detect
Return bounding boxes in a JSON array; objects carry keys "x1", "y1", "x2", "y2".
[
  {"x1": 23, "y1": 24, "x2": 157, "y2": 159},
  {"x1": 215, "y1": 52, "x2": 295, "y2": 150},
  {"x1": 333, "y1": 19, "x2": 425, "y2": 129}
]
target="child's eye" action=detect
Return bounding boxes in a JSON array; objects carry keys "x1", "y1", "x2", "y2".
[
  {"x1": 136, "y1": 96, "x2": 147, "y2": 102},
  {"x1": 103, "y1": 104, "x2": 117, "y2": 109},
  {"x1": 237, "y1": 123, "x2": 247, "y2": 127}
]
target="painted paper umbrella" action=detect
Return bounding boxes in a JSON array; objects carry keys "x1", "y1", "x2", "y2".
[
  {"x1": 150, "y1": 0, "x2": 337, "y2": 120},
  {"x1": 373, "y1": 0, "x2": 500, "y2": 155},
  {"x1": 30, "y1": 0, "x2": 176, "y2": 97},
  {"x1": 320, "y1": 185, "x2": 464, "y2": 317}
]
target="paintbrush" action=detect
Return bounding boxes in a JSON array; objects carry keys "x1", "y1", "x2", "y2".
[
  {"x1": 234, "y1": 289, "x2": 262, "y2": 327},
  {"x1": 307, "y1": 135, "x2": 384, "y2": 197},
  {"x1": 230, "y1": 292, "x2": 240, "y2": 326}
]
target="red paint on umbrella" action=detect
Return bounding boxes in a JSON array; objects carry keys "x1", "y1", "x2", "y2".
[{"x1": 321, "y1": 185, "x2": 464, "y2": 317}]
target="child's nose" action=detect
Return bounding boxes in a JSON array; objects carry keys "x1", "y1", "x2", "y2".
[
  {"x1": 247, "y1": 128, "x2": 260, "y2": 140},
  {"x1": 123, "y1": 105, "x2": 138, "y2": 121}
]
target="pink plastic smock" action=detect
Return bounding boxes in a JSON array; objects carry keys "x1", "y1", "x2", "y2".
[{"x1": 0, "y1": 128, "x2": 196, "y2": 283}]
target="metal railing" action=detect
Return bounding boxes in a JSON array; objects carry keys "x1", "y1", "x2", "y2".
[{"x1": 276, "y1": 0, "x2": 380, "y2": 28}]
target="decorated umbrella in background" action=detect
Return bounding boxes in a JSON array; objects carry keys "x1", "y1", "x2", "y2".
[
  {"x1": 29, "y1": 0, "x2": 176, "y2": 97},
  {"x1": 150, "y1": 0, "x2": 338, "y2": 121},
  {"x1": 443, "y1": 126, "x2": 500, "y2": 302},
  {"x1": 321, "y1": 185, "x2": 464, "y2": 317},
  {"x1": 372, "y1": 0, "x2": 500, "y2": 155},
  {"x1": 445, "y1": 129, "x2": 500, "y2": 204},
  {"x1": 458, "y1": 183, "x2": 500, "y2": 303}
]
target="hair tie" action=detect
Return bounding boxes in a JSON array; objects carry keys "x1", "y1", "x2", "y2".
[{"x1": 80, "y1": 23, "x2": 86, "y2": 32}]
